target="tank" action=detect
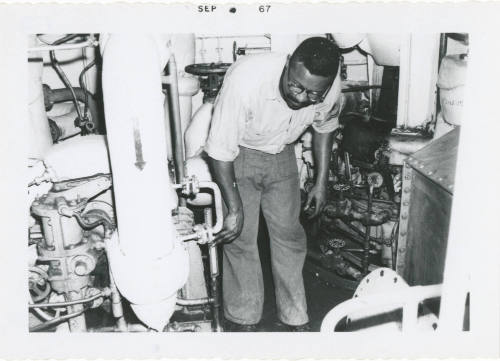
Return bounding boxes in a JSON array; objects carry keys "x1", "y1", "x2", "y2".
[{"x1": 396, "y1": 127, "x2": 460, "y2": 286}]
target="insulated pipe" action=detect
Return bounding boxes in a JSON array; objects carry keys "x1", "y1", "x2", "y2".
[
  {"x1": 167, "y1": 55, "x2": 186, "y2": 184},
  {"x1": 101, "y1": 34, "x2": 189, "y2": 331},
  {"x1": 43, "y1": 86, "x2": 100, "y2": 131}
]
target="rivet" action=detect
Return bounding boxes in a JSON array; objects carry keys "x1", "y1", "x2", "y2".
[
  {"x1": 405, "y1": 162, "x2": 411, "y2": 168},
  {"x1": 438, "y1": 177, "x2": 443, "y2": 182},
  {"x1": 427, "y1": 171, "x2": 433, "y2": 175},
  {"x1": 403, "y1": 201, "x2": 409, "y2": 206},
  {"x1": 398, "y1": 248, "x2": 406, "y2": 253},
  {"x1": 419, "y1": 164, "x2": 424, "y2": 169},
  {"x1": 405, "y1": 175, "x2": 411, "y2": 180},
  {"x1": 401, "y1": 213, "x2": 408, "y2": 220},
  {"x1": 448, "y1": 184, "x2": 454, "y2": 189},
  {"x1": 400, "y1": 231, "x2": 407, "y2": 236},
  {"x1": 404, "y1": 187, "x2": 410, "y2": 193}
]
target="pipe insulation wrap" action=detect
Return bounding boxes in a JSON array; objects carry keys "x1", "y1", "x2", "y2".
[
  {"x1": 101, "y1": 34, "x2": 189, "y2": 328},
  {"x1": 43, "y1": 135, "x2": 110, "y2": 180}
]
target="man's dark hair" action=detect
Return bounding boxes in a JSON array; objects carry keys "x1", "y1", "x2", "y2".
[{"x1": 290, "y1": 37, "x2": 340, "y2": 78}]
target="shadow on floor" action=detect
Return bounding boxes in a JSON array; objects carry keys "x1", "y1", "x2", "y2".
[{"x1": 257, "y1": 212, "x2": 353, "y2": 332}]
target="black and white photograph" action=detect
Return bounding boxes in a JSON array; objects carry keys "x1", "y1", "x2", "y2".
[
  {"x1": 26, "y1": 32, "x2": 468, "y2": 333},
  {"x1": 1, "y1": 2, "x2": 500, "y2": 359}
]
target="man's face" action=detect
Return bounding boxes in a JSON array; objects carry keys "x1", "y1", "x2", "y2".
[{"x1": 280, "y1": 59, "x2": 334, "y2": 110}]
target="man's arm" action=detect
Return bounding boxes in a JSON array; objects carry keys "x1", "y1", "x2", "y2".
[
  {"x1": 303, "y1": 129, "x2": 334, "y2": 218},
  {"x1": 208, "y1": 158, "x2": 244, "y2": 244}
]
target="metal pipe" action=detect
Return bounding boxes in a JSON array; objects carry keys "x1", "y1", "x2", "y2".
[
  {"x1": 344, "y1": 152, "x2": 352, "y2": 185},
  {"x1": 363, "y1": 186, "x2": 374, "y2": 275},
  {"x1": 167, "y1": 55, "x2": 186, "y2": 188},
  {"x1": 29, "y1": 291, "x2": 106, "y2": 308},
  {"x1": 67, "y1": 291, "x2": 87, "y2": 332},
  {"x1": 29, "y1": 306, "x2": 88, "y2": 332},
  {"x1": 109, "y1": 270, "x2": 127, "y2": 332},
  {"x1": 320, "y1": 284, "x2": 442, "y2": 332},
  {"x1": 176, "y1": 297, "x2": 214, "y2": 306},
  {"x1": 341, "y1": 85, "x2": 383, "y2": 93},
  {"x1": 49, "y1": 51, "x2": 84, "y2": 123},
  {"x1": 28, "y1": 38, "x2": 97, "y2": 52},
  {"x1": 205, "y1": 207, "x2": 222, "y2": 332},
  {"x1": 101, "y1": 35, "x2": 189, "y2": 330},
  {"x1": 172, "y1": 181, "x2": 224, "y2": 234},
  {"x1": 44, "y1": 86, "x2": 99, "y2": 133}
]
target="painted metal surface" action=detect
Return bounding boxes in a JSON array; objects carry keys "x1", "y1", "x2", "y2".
[
  {"x1": 406, "y1": 127, "x2": 460, "y2": 193},
  {"x1": 397, "y1": 127, "x2": 460, "y2": 285},
  {"x1": 321, "y1": 267, "x2": 441, "y2": 332},
  {"x1": 395, "y1": 161, "x2": 413, "y2": 276},
  {"x1": 101, "y1": 34, "x2": 189, "y2": 331}
]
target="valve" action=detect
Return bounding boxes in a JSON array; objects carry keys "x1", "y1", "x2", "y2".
[
  {"x1": 327, "y1": 238, "x2": 346, "y2": 253},
  {"x1": 185, "y1": 63, "x2": 231, "y2": 103},
  {"x1": 367, "y1": 172, "x2": 384, "y2": 188},
  {"x1": 192, "y1": 224, "x2": 214, "y2": 245},
  {"x1": 181, "y1": 176, "x2": 200, "y2": 196},
  {"x1": 29, "y1": 266, "x2": 51, "y2": 302}
]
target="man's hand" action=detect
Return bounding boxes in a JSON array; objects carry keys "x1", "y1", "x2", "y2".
[
  {"x1": 214, "y1": 209, "x2": 244, "y2": 245},
  {"x1": 303, "y1": 182, "x2": 327, "y2": 219}
]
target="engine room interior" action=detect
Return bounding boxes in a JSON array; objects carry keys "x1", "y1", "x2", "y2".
[{"x1": 27, "y1": 33, "x2": 469, "y2": 333}]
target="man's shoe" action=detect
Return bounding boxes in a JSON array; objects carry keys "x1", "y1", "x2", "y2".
[
  {"x1": 287, "y1": 323, "x2": 311, "y2": 332},
  {"x1": 224, "y1": 319, "x2": 258, "y2": 332},
  {"x1": 274, "y1": 320, "x2": 311, "y2": 332}
]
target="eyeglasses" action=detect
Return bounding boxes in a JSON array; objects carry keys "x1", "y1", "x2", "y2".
[{"x1": 286, "y1": 64, "x2": 332, "y2": 104}]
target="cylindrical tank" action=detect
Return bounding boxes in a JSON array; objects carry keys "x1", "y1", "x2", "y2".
[{"x1": 438, "y1": 54, "x2": 467, "y2": 126}]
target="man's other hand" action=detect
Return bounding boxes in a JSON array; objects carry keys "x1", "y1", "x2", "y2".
[
  {"x1": 214, "y1": 209, "x2": 244, "y2": 244},
  {"x1": 303, "y1": 182, "x2": 327, "y2": 219}
]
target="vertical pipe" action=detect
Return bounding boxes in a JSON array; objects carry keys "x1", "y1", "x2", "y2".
[
  {"x1": 436, "y1": 34, "x2": 448, "y2": 116},
  {"x1": 344, "y1": 152, "x2": 352, "y2": 185},
  {"x1": 167, "y1": 55, "x2": 186, "y2": 185},
  {"x1": 109, "y1": 271, "x2": 127, "y2": 331},
  {"x1": 205, "y1": 207, "x2": 222, "y2": 332},
  {"x1": 101, "y1": 35, "x2": 189, "y2": 330},
  {"x1": 67, "y1": 291, "x2": 87, "y2": 332},
  {"x1": 363, "y1": 186, "x2": 373, "y2": 275}
]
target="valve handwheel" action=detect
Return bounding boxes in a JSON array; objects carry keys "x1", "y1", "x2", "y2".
[
  {"x1": 185, "y1": 63, "x2": 232, "y2": 103},
  {"x1": 367, "y1": 172, "x2": 384, "y2": 188},
  {"x1": 29, "y1": 266, "x2": 51, "y2": 303},
  {"x1": 184, "y1": 63, "x2": 231, "y2": 76}
]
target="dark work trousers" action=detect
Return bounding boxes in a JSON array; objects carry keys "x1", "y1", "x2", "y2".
[{"x1": 222, "y1": 144, "x2": 309, "y2": 326}]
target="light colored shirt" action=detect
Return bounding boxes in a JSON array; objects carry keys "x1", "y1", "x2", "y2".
[{"x1": 205, "y1": 52, "x2": 341, "y2": 162}]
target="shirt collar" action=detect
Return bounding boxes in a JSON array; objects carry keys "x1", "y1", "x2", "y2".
[{"x1": 264, "y1": 55, "x2": 287, "y2": 101}]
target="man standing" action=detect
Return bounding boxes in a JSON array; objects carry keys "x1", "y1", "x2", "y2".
[{"x1": 205, "y1": 37, "x2": 341, "y2": 331}]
